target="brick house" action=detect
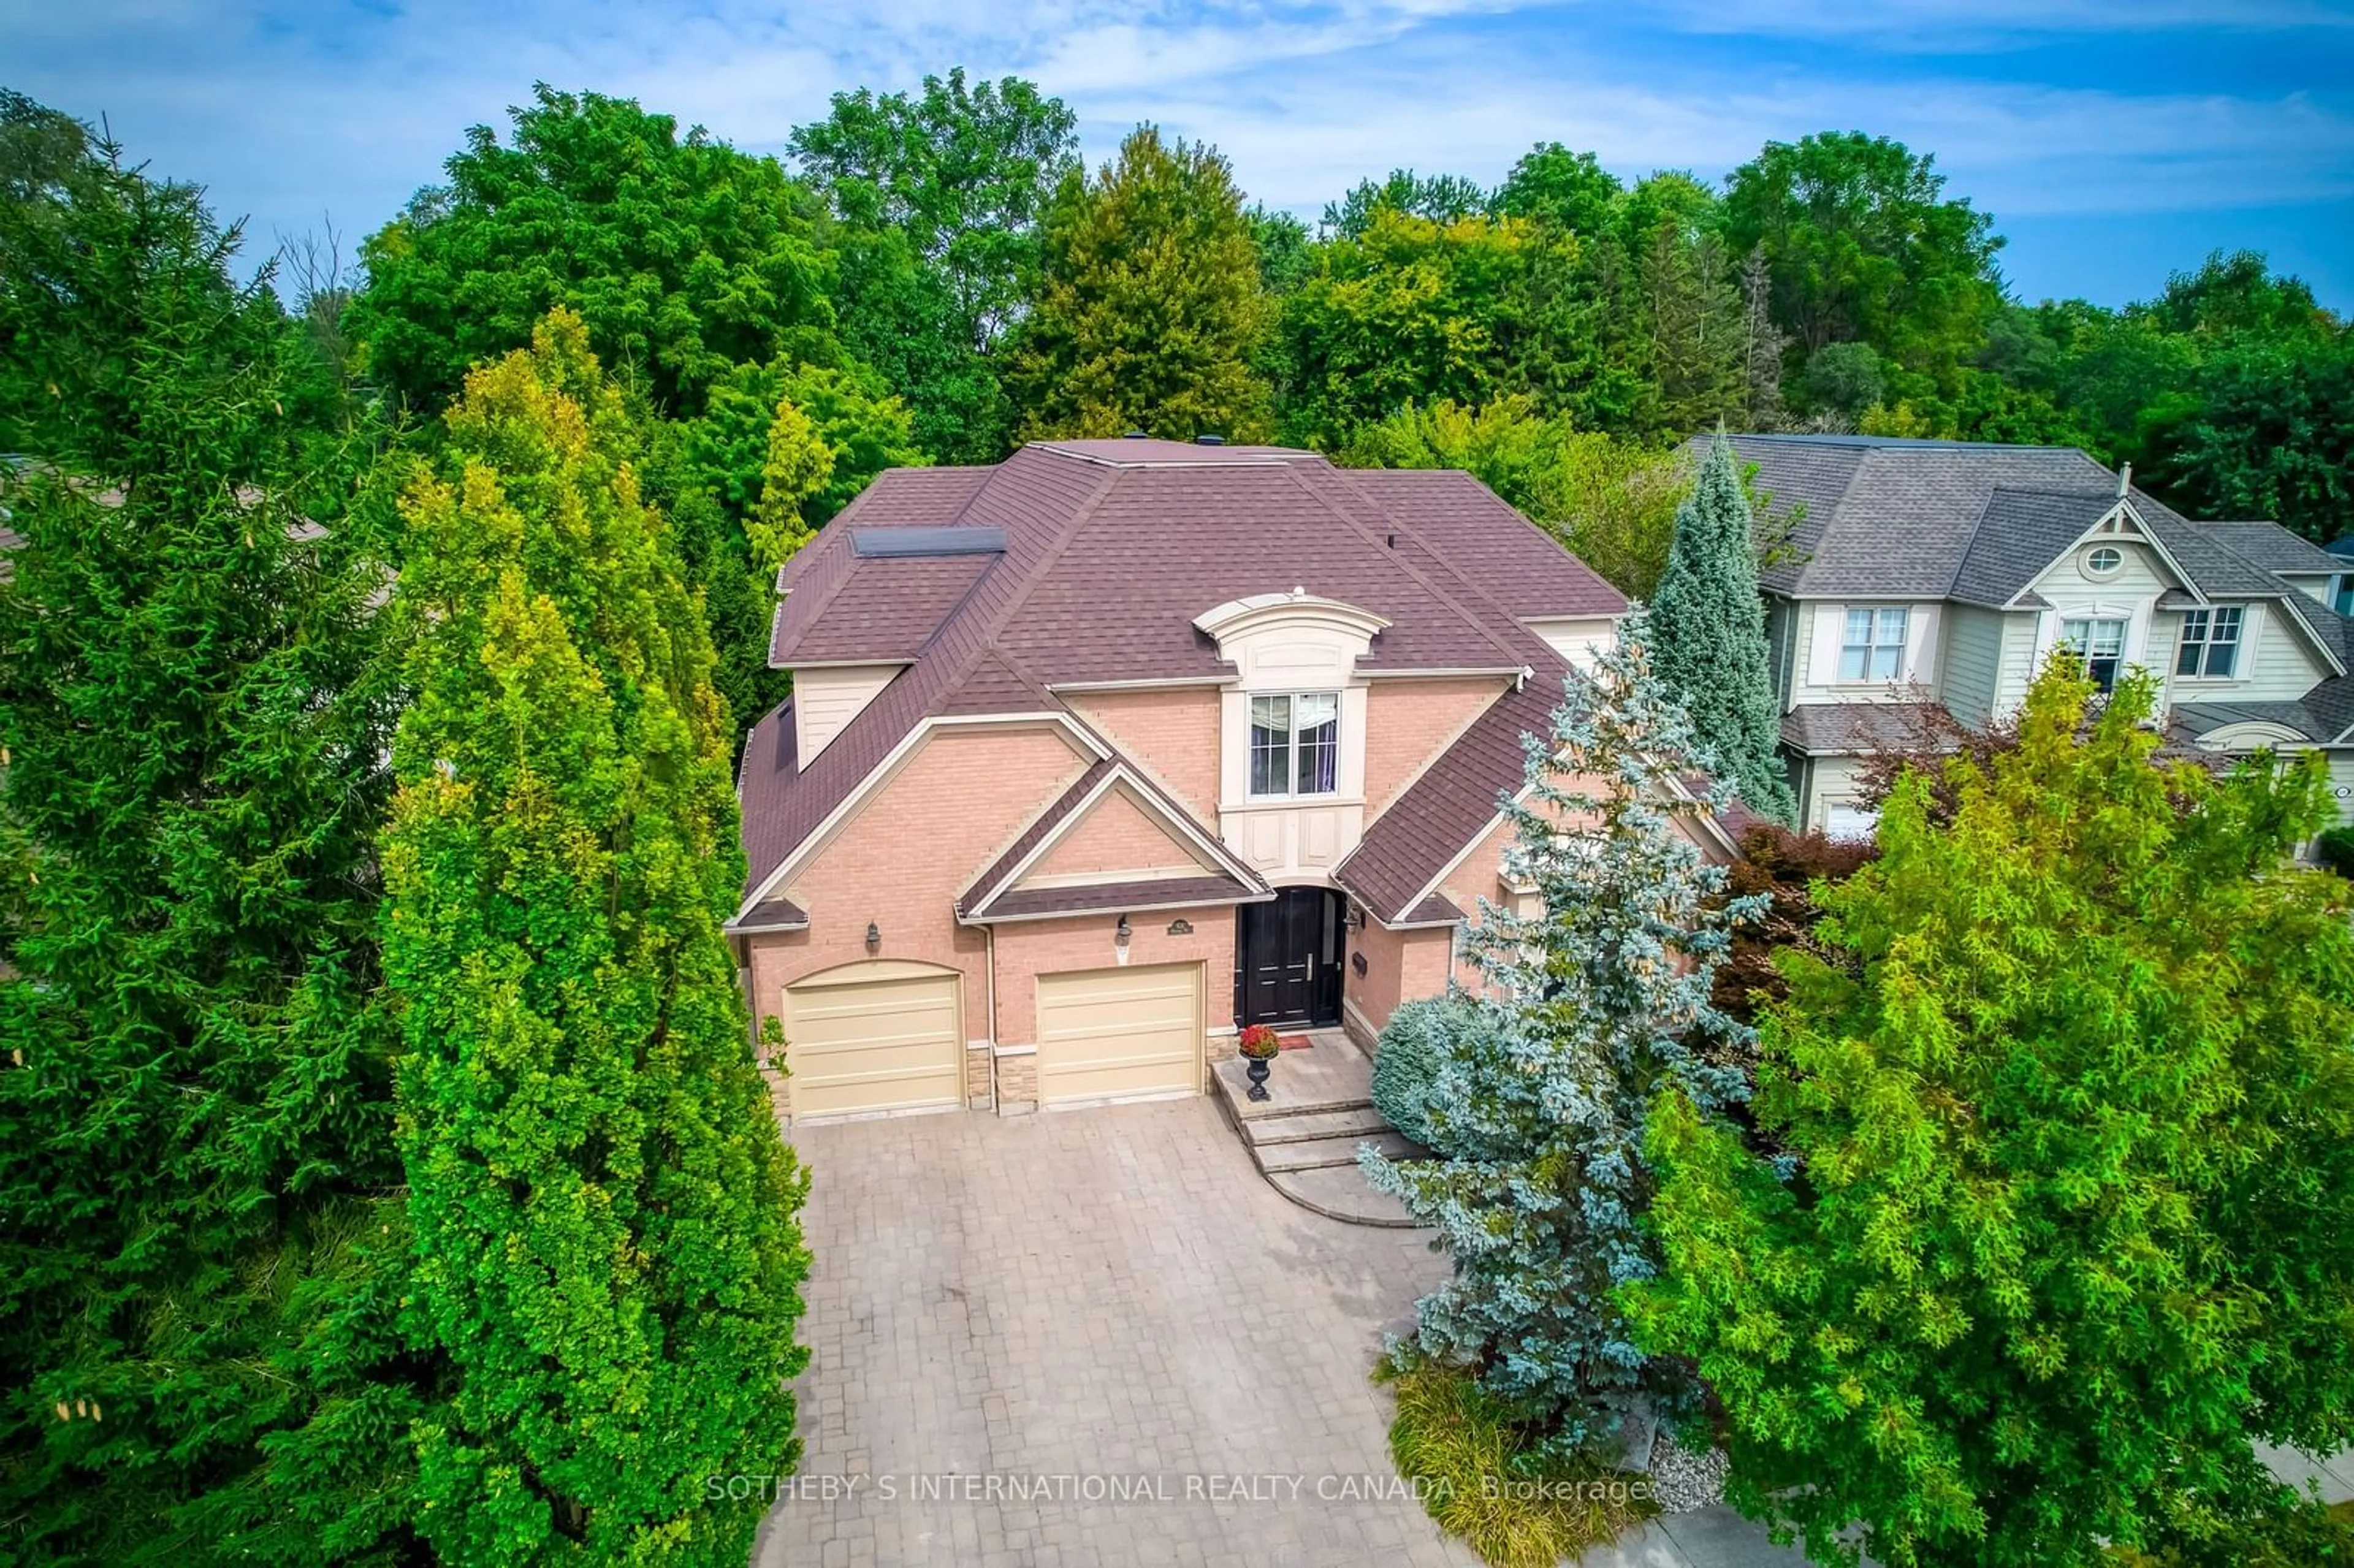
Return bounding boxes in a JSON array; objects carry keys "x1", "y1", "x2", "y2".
[{"x1": 728, "y1": 436, "x2": 1740, "y2": 1121}]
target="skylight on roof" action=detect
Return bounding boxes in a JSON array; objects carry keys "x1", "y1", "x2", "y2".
[{"x1": 850, "y1": 527, "x2": 1007, "y2": 558}]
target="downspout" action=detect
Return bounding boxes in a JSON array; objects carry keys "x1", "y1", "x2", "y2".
[{"x1": 984, "y1": 921, "x2": 1000, "y2": 1111}]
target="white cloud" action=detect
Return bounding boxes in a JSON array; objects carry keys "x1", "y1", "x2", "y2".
[{"x1": 3, "y1": 0, "x2": 2347, "y2": 302}]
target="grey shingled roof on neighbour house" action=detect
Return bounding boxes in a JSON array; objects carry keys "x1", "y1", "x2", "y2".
[
  {"x1": 2201, "y1": 522, "x2": 2343, "y2": 576},
  {"x1": 1780, "y1": 702, "x2": 1959, "y2": 756},
  {"x1": 1947, "y1": 488, "x2": 2120, "y2": 607},
  {"x1": 737, "y1": 439, "x2": 1631, "y2": 924},
  {"x1": 1705, "y1": 434, "x2": 2350, "y2": 677}
]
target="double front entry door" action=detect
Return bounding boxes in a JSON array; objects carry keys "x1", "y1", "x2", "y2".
[{"x1": 1237, "y1": 886, "x2": 1344, "y2": 1029}]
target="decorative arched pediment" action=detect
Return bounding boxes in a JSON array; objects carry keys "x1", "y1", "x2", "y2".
[
  {"x1": 2193, "y1": 721, "x2": 2309, "y2": 752},
  {"x1": 1193, "y1": 589, "x2": 1391, "y2": 691}
]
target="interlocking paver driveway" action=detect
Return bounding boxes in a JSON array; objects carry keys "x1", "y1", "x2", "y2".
[{"x1": 752, "y1": 1096, "x2": 1479, "y2": 1568}]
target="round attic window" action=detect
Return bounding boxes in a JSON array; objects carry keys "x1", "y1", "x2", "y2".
[{"x1": 2084, "y1": 545, "x2": 2123, "y2": 577}]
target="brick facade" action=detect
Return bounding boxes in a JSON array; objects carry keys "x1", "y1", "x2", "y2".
[
  {"x1": 1063, "y1": 687, "x2": 1222, "y2": 826},
  {"x1": 1019, "y1": 784, "x2": 1208, "y2": 883},
  {"x1": 1362, "y1": 675, "x2": 1509, "y2": 817}
]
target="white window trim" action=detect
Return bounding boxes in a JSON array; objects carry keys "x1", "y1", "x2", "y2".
[
  {"x1": 1837, "y1": 606, "x2": 1911, "y2": 685},
  {"x1": 1247, "y1": 691, "x2": 1343, "y2": 801},
  {"x1": 2173, "y1": 604, "x2": 2249, "y2": 683}
]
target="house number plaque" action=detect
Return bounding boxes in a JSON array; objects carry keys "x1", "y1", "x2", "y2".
[{"x1": 1165, "y1": 918, "x2": 1193, "y2": 936}]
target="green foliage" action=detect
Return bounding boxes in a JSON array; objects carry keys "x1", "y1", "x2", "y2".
[
  {"x1": 747, "y1": 397, "x2": 835, "y2": 576},
  {"x1": 1010, "y1": 126, "x2": 1274, "y2": 442},
  {"x1": 2148, "y1": 327, "x2": 2353, "y2": 543},
  {"x1": 1321, "y1": 167, "x2": 1491, "y2": 238},
  {"x1": 1363, "y1": 611, "x2": 1765, "y2": 1461},
  {"x1": 1630, "y1": 662, "x2": 2354, "y2": 1568},
  {"x1": 1650, "y1": 438, "x2": 1796, "y2": 824},
  {"x1": 1368, "y1": 999, "x2": 1471, "y2": 1153},
  {"x1": 1378, "y1": 1358, "x2": 1654, "y2": 1568},
  {"x1": 383, "y1": 310, "x2": 812, "y2": 1564},
  {"x1": 791, "y1": 68, "x2": 1078, "y2": 462},
  {"x1": 1492, "y1": 143, "x2": 1622, "y2": 236},
  {"x1": 1721, "y1": 131, "x2": 2002, "y2": 395},
  {"x1": 2317, "y1": 825, "x2": 2354, "y2": 878},
  {"x1": 1279, "y1": 210, "x2": 1548, "y2": 449},
  {"x1": 0, "y1": 99, "x2": 424, "y2": 1562},
  {"x1": 349, "y1": 85, "x2": 842, "y2": 416}
]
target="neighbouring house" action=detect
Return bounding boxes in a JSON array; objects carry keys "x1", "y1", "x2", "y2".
[
  {"x1": 727, "y1": 436, "x2": 1742, "y2": 1121},
  {"x1": 1698, "y1": 433, "x2": 2354, "y2": 839}
]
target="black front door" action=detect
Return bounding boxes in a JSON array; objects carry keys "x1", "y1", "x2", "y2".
[{"x1": 1238, "y1": 888, "x2": 1343, "y2": 1028}]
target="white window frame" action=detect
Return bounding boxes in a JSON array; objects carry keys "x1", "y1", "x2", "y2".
[
  {"x1": 2083, "y1": 545, "x2": 2124, "y2": 579},
  {"x1": 2174, "y1": 606, "x2": 2245, "y2": 680},
  {"x1": 1247, "y1": 691, "x2": 1341, "y2": 799},
  {"x1": 1838, "y1": 606, "x2": 1910, "y2": 683},
  {"x1": 2060, "y1": 615, "x2": 2130, "y2": 692}
]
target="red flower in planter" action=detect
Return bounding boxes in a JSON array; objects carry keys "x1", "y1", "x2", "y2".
[{"x1": 1238, "y1": 1024, "x2": 1281, "y2": 1060}]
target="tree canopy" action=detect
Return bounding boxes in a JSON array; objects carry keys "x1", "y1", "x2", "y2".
[
  {"x1": 1631, "y1": 663, "x2": 2354, "y2": 1567},
  {"x1": 1010, "y1": 126, "x2": 1274, "y2": 442},
  {"x1": 349, "y1": 85, "x2": 842, "y2": 416},
  {"x1": 0, "y1": 104, "x2": 421, "y2": 1562},
  {"x1": 383, "y1": 310, "x2": 812, "y2": 1564}
]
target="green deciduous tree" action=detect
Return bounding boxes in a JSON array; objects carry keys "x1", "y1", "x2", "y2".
[
  {"x1": 1650, "y1": 437, "x2": 1795, "y2": 824},
  {"x1": 349, "y1": 85, "x2": 842, "y2": 415},
  {"x1": 1010, "y1": 126, "x2": 1274, "y2": 442},
  {"x1": 0, "y1": 96, "x2": 424, "y2": 1563},
  {"x1": 383, "y1": 309, "x2": 812, "y2": 1564},
  {"x1": 1493, "y1": 143, "x2": 1623, "y2": 237},
  {"x1": 791, "y1": 69, "x2": 1078, "y2": 462},
  {"x1": 1363, "y1": 610, "x2": 1764, "y2": 1463},
  {"x1": 2147, "y1": 328, "x2": 2354, "y2": 544},
  {"x1": 1721, "y1": 131, "x2": 2002, "y2": 397},
  {"x1": 1631, "y1": 662, "x2": 2354, "y2": 1568},
  {"x1": 1279, "y1": 210, "x2": 1544, "y2": 448},
  {"x1": 1319, "y1": 167, "x2": 1490, "y2": 239}
]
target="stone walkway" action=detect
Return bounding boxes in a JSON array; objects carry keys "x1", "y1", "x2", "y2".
[
  {"x1": 752, "y1": 1096, "x2": 1479, "y2": 1567},
  {"x1": 750, "y1": 1094, "x2": 2354, "y2": 1568}
]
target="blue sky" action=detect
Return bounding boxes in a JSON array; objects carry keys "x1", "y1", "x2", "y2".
[{"x1": 7, "y1": 0, "x2": 2352, "y2": 310}]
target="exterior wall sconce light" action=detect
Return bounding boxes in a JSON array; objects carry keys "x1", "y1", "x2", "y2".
[
  {"x1": 1114, "y1": 914, "x2": 1132, "y2": 948},
  {"x1": 864, "y1": 921, "x2": 881, "y2": 954},
  {"x1": 1344, "y1": 902, "x2": 1365, "y2": 932}
]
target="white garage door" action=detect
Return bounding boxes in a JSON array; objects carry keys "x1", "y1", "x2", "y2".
[
  {"x1": 1035, "y1": 962, "x2": 1203, "y2": 1107},
  {"x1": 782, "y1": 964, "x2": 962, "y2": 1119}
]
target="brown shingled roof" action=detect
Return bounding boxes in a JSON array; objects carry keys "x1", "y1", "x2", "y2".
[{"x1": 737, "y1": 443, "x2": 1628, "y2": 915}]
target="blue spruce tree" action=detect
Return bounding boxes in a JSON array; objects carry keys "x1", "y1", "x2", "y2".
[
  {"x1": 1362, "y1": 610, "x2": 1766, "y2": 1462},
  {"x1": 1649, "y1": 436, "x2": 1795, "y2": 824}
]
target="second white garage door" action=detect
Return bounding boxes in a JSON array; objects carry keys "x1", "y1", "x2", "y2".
[
  {"x1": 782, "y1": 962, "x2": 963, "y2": 1119},
  {"x1": 1035, "y1": 962, "x2": 1203, "y2": 1107}
]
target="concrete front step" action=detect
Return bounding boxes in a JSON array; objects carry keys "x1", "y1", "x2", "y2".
[
  {"x1": 1267, "y1": 1164, "x2": 1425, "y2": 1228},
  {"x1": 1242, "y1": 1106, "x2": 1393, "y2": 1147},
  {"x1": 1254, "y1": 1129, "x2": 1419, "y2": 1175}
]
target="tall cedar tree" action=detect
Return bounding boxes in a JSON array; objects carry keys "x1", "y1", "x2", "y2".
[
  {"x1": 1649, "y1": 436, "x2": 1795, "y2": 824},
  {"x1": 1010, "y1": 126, "x2": 1274, "y2": 442},
  {"x1": 1362, "y1": 610, "x2": 1766, "y2": 1461},
  {"x1": 384, "y1": 310, "x2": 812, "y2": 1564},
  {"x1": 0, "y1": 99, "x2": 425, "y2": 1562},
  {"x1": 1629, "y1": 663, "x2": 2354, "y2": 1567}
]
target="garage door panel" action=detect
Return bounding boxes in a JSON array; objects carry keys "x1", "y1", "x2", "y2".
[
  {"x1": 785, "y1": 970, "x2": 961, "y2": 1118},
  {"x1": 1035, "y1": 963, "x2": 1202, "y2": 1106}
]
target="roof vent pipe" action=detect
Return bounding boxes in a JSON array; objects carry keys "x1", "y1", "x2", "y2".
[{"x1": 1195, "y1": 433, "x2": 1225, "y2": 446}]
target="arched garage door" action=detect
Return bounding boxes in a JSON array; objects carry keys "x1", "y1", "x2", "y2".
[
  {"x1": 782, "y1": 962, "x2": 963, "y2": 1119},
  {"x1": 1035, "y1": 962, "x2": 1203, "y2": 1107}
]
